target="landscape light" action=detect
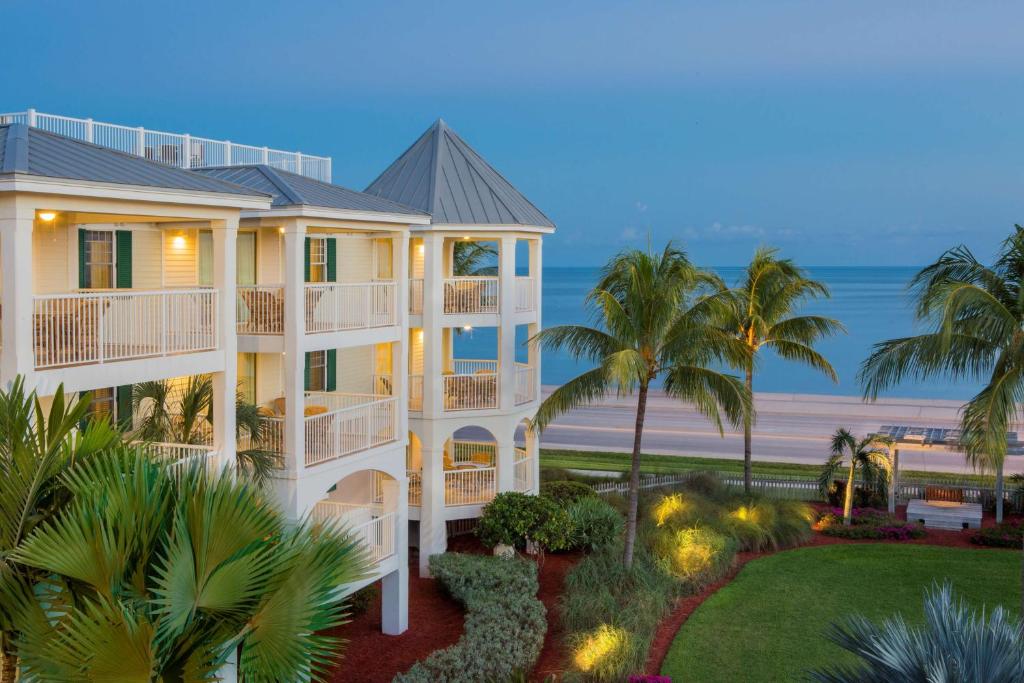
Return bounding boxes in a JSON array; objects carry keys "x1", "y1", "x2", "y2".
[{"x1": 574, "y1": 625, "x2": 626, "y2": 672}]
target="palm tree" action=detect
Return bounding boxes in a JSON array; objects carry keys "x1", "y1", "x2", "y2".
[
  {"x1": 533, "y1": 243, "x2": 750, "y2": 568},
  {"x1": 818, "y1": 428, "x2": 893, "y2": 526},
  {"x1": 453, "y1": 240, "x2": 497, "y2": 276},
  {"x1": 810, "y1": 583, "x2": 1024, "y2": 683},
  {"x1": 720, "y1": 247, "x2": 844, "y2": 494},
  {"x1": 5, "y1": 448, "x2": 369, "y2": 682},
  {"x1": 130, "y1": 376, "x2": 278, "y2": 485},
  {"x1": 0, "y1": 378, "x2": 121, "y2": 682},
  {"x1": 859, "y1": 227, "x2": 1024, "y2": 523}
]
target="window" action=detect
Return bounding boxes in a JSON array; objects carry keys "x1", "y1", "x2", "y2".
[
  {"x1": 237, "y1": 232, "x2": 257, "y2": 285},
  {"x1": 308, "y1": 237, "x2": 328, "y2": 283},
  {"x1": 307, "y1": 350, "x2": 327, "y2": 391},
  {"x1": 86, "y1": 387, "x2": 116, "y2": 423},
  {"x1": 83, "y1": 230, "x2": 114, "y2": 288},
  {"x1": 238, "y1": 353, "x2": 257, "y2": 404},
  {"x1": 197, "y1": 230, "x2": 213, "y2": 286}
]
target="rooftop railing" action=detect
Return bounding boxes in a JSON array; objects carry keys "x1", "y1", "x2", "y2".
[{"x1": 1, "y1": 109, "x2": 332, "y2": 182}]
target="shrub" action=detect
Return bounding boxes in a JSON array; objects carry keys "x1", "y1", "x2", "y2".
[
  {"x1": 826, "y1": 483, "x2": 886, "y2": 509},
  {"x1": 348, "y1": 583, "x2": 379, "y2": 616},
  {"x1": 566, "y1": 496, "x2": 624, "y2": 551},
  {"x1": 817, "y1": 510, "x2": 925, "y2": 540},
  {"x1": 650, "y1": 526, "x2": 737, "y2": 587},
  {"x1": 677, "y1": 471, "x2": 726, "y2": 499},
  {"x1": 971, "y1": 521, "x2": 1024, "y2": 548},
  {"x1": 394, "y1": 554, "x2": 546, "y2": 683},
  {"x1": 477, "y1": 491, "x2": 572, "y2": 551},
  {"x1": 541, "y1": 480, "x2": 597, "y2": 505},
  {"x1": 569, "y1": 624, "x2": 638, "y2": 681}
]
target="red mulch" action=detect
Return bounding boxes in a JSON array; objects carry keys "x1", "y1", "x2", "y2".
[{"x1": 531, "y1": 551, "x2": 584, "y2": 681}]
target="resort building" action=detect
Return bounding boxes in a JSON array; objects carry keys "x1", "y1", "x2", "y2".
[{"x1": 0, "y1": 110, "x2": 554, "y2": 631}]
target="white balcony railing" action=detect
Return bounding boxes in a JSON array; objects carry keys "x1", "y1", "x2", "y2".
[
  {"x1": 236, "y1": 285, "x2": 284, "y2": 335},
  {"x1": 140, "y1": 442, "x2": 218, "y2": 473},
  {"x1": 445, "y1": 467, "x2": 497, "y2": 506},
  {"x1": 443, "y1": 277, "x2": 499, "y2": 314},
  {"x1": 310, "y1": 502, "x2": 396, "y2": 564},
  {"x1": 409, "y1": 375, "x2": 424, "y2": 411},
  {"x1": 444, "y1": 359, "x2": 498, "y2": 411},
  {"x1": 303, "y1": 393, "x2": 398, "y2": 467},
  {"x1": 408, "y1": 469, "x2": 422, "y2": 507},
  {"x1": 515, "y1": 363, "x2": 538, "y2": 405},
  {"x1": 409, "y1": 279, "x2": 424, "y2": 315},
  {"x1": 515, "y1": 277, "x2": 536, "y2": 313},
  {"x1": 32, "y1": 289, "x2": 218, "y2": 369},
  {"x1": 514, "y1": 447, "x2": 532, "y2": 492},
  {"x1": 1, "y1": 109, "x2": 332, "y2": 182},
  {"x1": 305, "y1": 282, "x2": 397, "y2": 334}
]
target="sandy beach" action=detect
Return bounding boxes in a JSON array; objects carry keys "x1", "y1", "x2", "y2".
[{"x1": 539, "y1": 387, "x2": 1024, "y2": 476}]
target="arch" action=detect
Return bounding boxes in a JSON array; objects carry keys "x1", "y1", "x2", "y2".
[{"x1": 513, "y1": 418, "x2": 536, "y2": 493}]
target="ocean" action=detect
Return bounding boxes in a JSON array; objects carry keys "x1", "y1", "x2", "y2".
[{"x1": 455, "y1": 266, "x2": 982, "y2": 401}]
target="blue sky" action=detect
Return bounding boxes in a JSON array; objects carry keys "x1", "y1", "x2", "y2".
[{"x1": 6, "y1": 1, "x2": 1024, "y2": 266}]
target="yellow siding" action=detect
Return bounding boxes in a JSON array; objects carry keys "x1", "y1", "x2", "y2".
[
  {"x1": 256, "y1": 229, "x2": 282, "y2": 283},
  {"x1": 410, "y1": 238, "x2": 424, "y2": 278},
  {"x1": 256, "y1": 353, "x2": 283, "y2": 405},
  {"x1": 335, "y1": 345, "x2": 374, "y2": 394},
  {"x1": 33, "y1": 220, "x2": 70, "y2": 293},
  {"x1": 132, "y1": 228, "x2": 162, "y2": 289},
  {"x1": 163, "y1": 229, "x2": 197, "y2": 287},
  {"x1": 409, "y1": 328, "x2": 424, "y2": 374},
  {"x1": 337, "y1": 238, "x2": 374, "y2": 282}
]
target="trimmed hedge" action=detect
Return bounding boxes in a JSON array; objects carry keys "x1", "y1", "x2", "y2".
[
  {"x1": 393, "y1": 554, "x2": 546, "y2": 683},
  {"x1": 541, "y1": 480, "x2": 598, "y2": 505},
  {"x1": 971, "y1": 521, "x2": 1024, "y2": 548}
]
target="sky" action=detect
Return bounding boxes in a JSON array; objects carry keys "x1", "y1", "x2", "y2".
[{"x1": 5, "y1": 1, "x2": 1024, "y2": 266}]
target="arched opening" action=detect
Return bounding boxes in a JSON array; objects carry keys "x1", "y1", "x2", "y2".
[
  {"x1": 514, "y1": 419, "x2": 536, "y2": 493},
  {"x1": 312, "y1": 469, "x2": 399, "y2": 566},
  {"x1": 444, "y1": 425, "x2": 497, "y2": 506}
]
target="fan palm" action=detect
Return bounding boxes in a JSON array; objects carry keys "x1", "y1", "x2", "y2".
[
  {"x1": 720, "y1": 247, "x2": 844, "y2": 493},
  {"x1": 130, "y1": 376, "x2": 278, "y2": 485},
  {"x1": 6, "y1": 448, "x2": 369, "y2": 682},
  {"x1": 532, "y1": 243, "x2": 750, "y2": 568},
  {"x1": 818, "y1": 428, "x2": 893, "y2": 525},
  {"x1": 453, "y1": 240, "x2": 497, "y2": 276},
  {"x1": 810, "y1": 582, "x2": 1024, "y2": 683},
  {"x1": 0, "y1": 377, "x2": 121, "y2": 682},
  {"x1": 859, "y1": 227, "x2": 1024, "y2": 523}
]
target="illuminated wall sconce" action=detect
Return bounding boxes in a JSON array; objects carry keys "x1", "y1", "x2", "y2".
[
  {"x1": 172, "y1": 235, "x2": 187, "y2": 249},
  {"x1": 37, "y1": 211, "x2": 57, "y2": 222}
]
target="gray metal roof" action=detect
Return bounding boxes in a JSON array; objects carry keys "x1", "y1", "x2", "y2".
[
  {"x1": 195, "y1": 165, "x2": 427, "y2": 217},
  {"x1": 364, "y1": 119, "x2": 554, "y2": 228},
  {"x1": 0, "y1": 124, "x2": 267, "y2": 198}
]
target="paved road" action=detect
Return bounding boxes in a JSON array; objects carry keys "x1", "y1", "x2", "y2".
[{"x1": 539, "y1": 388, "x2": 1024, "y2": 476}]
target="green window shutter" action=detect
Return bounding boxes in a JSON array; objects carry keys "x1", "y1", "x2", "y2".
[
  {"x1": 326, "y1": 239, "x2": 337, "y2": 282},
  {"x1": 78, "y1": 228, "x2": 87, "y2": 289},
  {"x1": 115, "y1": 230, "x2": 133, "y2": 289},
  {"x1": 326, "y1": 349, "x2": 337, "y2": 391},
  {"x1": 116, "y1": 385, "x2": 133, "y2": 431},
  {"x1": 304, "y1": 352, "x2": 312, "y2": 391},
  {"x1": 304, "y1": 237, "x2": 311, "y2": 282}
]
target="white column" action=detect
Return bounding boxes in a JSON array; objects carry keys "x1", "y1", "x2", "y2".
[
  {"x1": 498, "y1": 237, "x2": 517, "y2": 411},
  {"x1": 529, "y1": 238, "x2": 543, "y2": 401},
  {"x1": 421, "y1": 234, "x2": 445, "y2": 418},
  {"x1": 211, "y1": 216, "x2": 238, "y2": 472},
  {"x1": 282, "y1": 220, "x2": 307, "y2": 490},
  {"x1": 418, "y1": 429, "x2": 447, "y2": 577},
  {"x1": 393, "y1": 232, "x2": 410, "y2": 439},
  {"x1": 380, "y1": 476, "x2": 409, "y2": 634},
  {"x1": 528, "y1": 423, "x2": 540, "y2": 494},
  {"x1": 497, "y1": 428, "x2": 516, "y2": 494},
  {"x1": 0, "y1": 199, "x2": 35, "y2": 388}
]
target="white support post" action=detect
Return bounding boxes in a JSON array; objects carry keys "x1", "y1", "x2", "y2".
[
  {"x1": 262, "y1": 146, "x2": 270, "y2": 165},
  {"x1": 225, "y1": 141, "x2": 232, "y2": 166},
  {"x1": 182, "y1": 134, "x2": 191, "y2": 169},
  {"x1": 418, "y1": 434, "x2": 447, "y2": 577},
  {"x1": 211, "y1": 217, "x2": 239, "y2": 473},
  {"x1": 497, "y1": 431, "x2": 516, "y2": 494},
  {"x1": 295, "y1": 151, "x2": 303, "y2": 175},
  {"x1": 136, "y1": 127, "x2": 145, "y2": 157},
  {"x1": 421, "y1": 234, "x2": 444, "y2": 418},
  {"x1": 498, "y1": 236, "x2": 517, "y2": 411},
  {"x1": 380, "y1": 476, "x2": 409, "y2": 634},
  {"x1": 26, "y1": 108, "x2": 36, "y2": 127},
  {"x1": 85, "y1": 118, "x2": 94, "y2": 143},
  {"x1": 394, "y1": 232, "x2": 410, "y2": 439},
  {"x1": 530, "y1": 238, "x2": 543, "y2": 404},
  {"x1": 0, "y1": 199, "x2": 36, "y2": 387},
  {"x1": 282, "y1": 220, "x2": 307, "y2": 487}
]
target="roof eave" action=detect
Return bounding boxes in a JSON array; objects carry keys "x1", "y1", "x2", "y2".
[
  {"x1": 241, "y1": 204, "x2": 431, "y2": 225},
  {"x1": 412, "y1": 222, "x2": 555, "y2": 234}
]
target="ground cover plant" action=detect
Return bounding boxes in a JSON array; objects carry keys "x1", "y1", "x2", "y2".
[
  {"x1": 971, "y1": 520, "x2": 1024, "y2": 548},
  {"x1": 661, "y1": 544, "x2": 1021, "y2": 682},
  {"x1": 817, "y1": 507, "x2": 926, "y2": 541},
  {"x1": 393, "y1": 554, "x2": 545, "y2": 683}
]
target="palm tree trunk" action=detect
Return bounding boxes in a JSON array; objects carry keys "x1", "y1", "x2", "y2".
[
  {"x1": 888, "y1": 449, "x2": 899, "y2": 515},
  {"x1": 995, "y1": 460, "x2": 1005, "y2": 524},
  {"x1": 743, "y1": 367, "x2": 753, "y2": 495},
  {"x1": 1, "y1": 634, "x2": 17, "y2": 683},
  {"x1": 843, "y1": 462, "x2": 856, "y2": 526},
  {"x1": 622, "y1": 383, "x2": 649, "y2": 569}
]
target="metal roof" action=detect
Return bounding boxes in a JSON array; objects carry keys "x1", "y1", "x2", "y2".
[
  {"x1": 0, "y1": 124, "x2": 267, "y2": 198},
  {"x1": 195, "y1": 165, "x2": 428, "y2": 217},
  {"x1": 364, "y1": 119, "x2": 554, "y2": 228}
]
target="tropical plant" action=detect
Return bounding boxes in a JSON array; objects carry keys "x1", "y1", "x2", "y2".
[
  {"x1": 859, "y1": 226, "x2": 1024, "y2": 523},
  {"x1": 5, "y1": 448, "x2": 369, "y2": 682},
  {"x1": 0, "y1": 378, "x2": 121, "y2": 682},
  {"x1": 809, "y1": 582, "x2": 1024, "y2": 683},
  {"x1": 452, "y1": 240, "x2": 498, "y2": 276},
  {"x1": 719, "y1": 247, "x2": 844, "y2": 493},
  {"x1": 565, "y1": 496, "x2": 624, "y2": 551},
  {"x1": 130, "y1": 376, "x2": 277, "y2": 485},
  {"x1": 532, "y1": 243, "x2": 750, "y2": 568},
  {"x1": 817, "y1": 429, "x2": 893, "y2": 526},
  {"x1": 477, "y1": 491, "x2": 571, "y2": 552}
]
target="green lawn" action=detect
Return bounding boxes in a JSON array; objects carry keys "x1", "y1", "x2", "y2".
[
  {"x1": 660, "y1": 544, "x2": 1020, "y2": 682},
  {"x1": 541, "y1": 448, "x2": 997, "y2": 484}
]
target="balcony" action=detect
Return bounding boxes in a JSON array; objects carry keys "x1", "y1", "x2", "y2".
[
  {"x1": 407, "y1": 440, "x2": 499, "y2": 507},
  {"x1": 138, "y1": 442, "x2": 219, "y2": 473},
  {"x1": 310, "y1": 502, "x2": 397, "y2": 564},
  {"x1": 514, "y1": 447, "x2": 533, "y2": 492},
  {"x1": 1, "y1": 109, "x2": 332, "y2": 181},
  {"x1": 444, "y1": 359, "x2": 497, "y2": 411},
  {"x1": 32, "y1": 289, "x2": 218, "y2": 370},
  {"x1": 443, "y1": 277, "x2": 499, "y2": 314},
  {"x1": 235, "y1": 281, "x2": 397, "y2": 336},
  {"x1": 514, "y1": 363, "x2": 537, "y2": 405},
  {"x1": 515, "y1": 277, "x2": 536, "y2": 313},
  {"x1": 261, "y1": 392, "x2": 398, "y2": 467}
]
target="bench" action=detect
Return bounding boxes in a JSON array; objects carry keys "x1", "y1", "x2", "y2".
[{"x1": 907, "y1": 498, "x2": 982, "y2": 530}]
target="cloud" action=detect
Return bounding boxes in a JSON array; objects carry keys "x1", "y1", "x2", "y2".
[
  {"x1": 677, "y1": 221, "x2": 800, "y2": 243},
  {"x1": 620, "y1": 226, "x2": 640, "y2": 241}
]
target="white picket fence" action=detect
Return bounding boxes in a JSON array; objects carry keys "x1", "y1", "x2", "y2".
[
  {"x1": 1, "y1": 109, "x2": 331, "y2": 181},
  {"x1": 33, "y1": 289, "x2": 218, "y2": 369}
]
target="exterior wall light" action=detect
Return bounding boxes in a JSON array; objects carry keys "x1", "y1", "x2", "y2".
[{"x1": 38, "y1": 211, "x2": 57, "y2": 222}]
